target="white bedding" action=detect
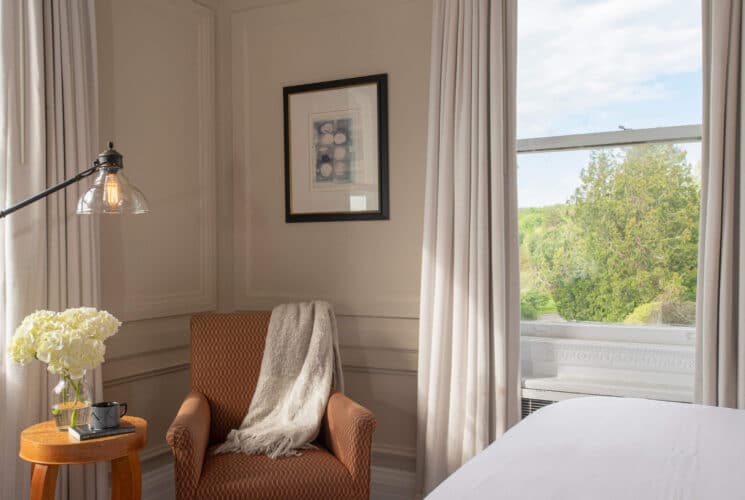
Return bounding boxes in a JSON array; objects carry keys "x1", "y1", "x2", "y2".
[{"x1": 427, "y1": 397, "x2": 745, "y2": 500}]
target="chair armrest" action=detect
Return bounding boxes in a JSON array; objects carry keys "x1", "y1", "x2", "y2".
[
  {"x1": 166, "y1": 391, "x2": 211, "y2": 500},
  {"x1": 322, "y1": 391, "x2": 376, "y2": 492}
]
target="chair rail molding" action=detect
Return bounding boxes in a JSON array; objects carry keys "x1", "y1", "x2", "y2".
[{"x1": 241, "y1": 290, "x2": 420, "y2": 319}]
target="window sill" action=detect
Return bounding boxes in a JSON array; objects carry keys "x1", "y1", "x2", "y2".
[
  {"x1": 520, "y1": 321, "x2": 695, "y2": 403},
  {"x1": 520, "y1": 320, "x2": 694, "y2": 345}
]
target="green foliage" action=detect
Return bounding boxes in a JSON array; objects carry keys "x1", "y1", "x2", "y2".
[
  {"x1": 519, "y1": 144, "x2": 700, "y2": 325},
  {"x1": 624, "y1": 301, "x2": 663, "y2": 324},
  {"x1": 624, "y1": 300, "x2": 696, "y2": 325},
  {"x1": 520, "y1": 290, "x2": 556, "y2": 320}
]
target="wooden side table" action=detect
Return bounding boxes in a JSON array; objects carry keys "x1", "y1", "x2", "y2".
[{"x1": 19, "y1": 416, "x2": 147, "y2": 500}]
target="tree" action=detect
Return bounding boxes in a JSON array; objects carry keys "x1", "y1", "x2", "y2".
[{"x1": 523, "y1": 144, "x2": 700, "y2": 323}]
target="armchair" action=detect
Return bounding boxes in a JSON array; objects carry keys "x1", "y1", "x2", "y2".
[{"x1": 166, "y1": 312, "x2": 376, "y2": 500}]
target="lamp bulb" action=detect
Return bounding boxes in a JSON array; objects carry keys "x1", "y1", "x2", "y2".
[{"x1": 103, "y1": 173, "x2": 122, "y2": 210}]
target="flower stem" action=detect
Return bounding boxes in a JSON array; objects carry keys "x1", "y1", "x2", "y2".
[{"x1": 69, "y1": 376, "x2": 81, "y2": 428}]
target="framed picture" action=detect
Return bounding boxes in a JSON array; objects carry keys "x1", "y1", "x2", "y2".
[{"x1": 283, "y1": 74, "x2": 389, "y2": 222}]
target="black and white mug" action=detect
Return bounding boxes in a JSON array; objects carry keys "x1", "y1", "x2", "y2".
[{"x1": 90, "y1": 401, "x2": 127, "y2": 430}]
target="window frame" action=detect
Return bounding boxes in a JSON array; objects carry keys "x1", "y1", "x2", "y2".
[
  {"x1": 516, "y1": 123, "x2": 702, "y2": 345},
  {"x1": 515, "y1": 0, "x2": 703, "y2": 400}
]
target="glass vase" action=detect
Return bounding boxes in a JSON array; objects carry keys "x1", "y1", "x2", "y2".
[{"x1": 51, "y1": 375, "x2": 92, "y2": 430}]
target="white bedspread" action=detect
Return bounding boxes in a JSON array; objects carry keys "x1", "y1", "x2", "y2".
[{"x1": 427, "y1": 397, "x2": 745, "y2": 500}]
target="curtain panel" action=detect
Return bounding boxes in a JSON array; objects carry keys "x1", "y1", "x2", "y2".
[
  {"x1": 696, "y1": 0, "x2": 745, "y2": 409},
  {"x1": 0, "y1": 1, "x2": 49, "y2": 496},
  {"x1": 417, "y1": 0, "x2": 520, "y2": 494},
  {"x1": 44, "y1": 0, "x2": 105, "y2": 497},
  {"x1": 1, "y1": 1, "x2": 105, "y2": 498}
]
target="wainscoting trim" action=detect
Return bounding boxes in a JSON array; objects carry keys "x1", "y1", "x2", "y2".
[
  {"x1": 103, "y1": 346, "x2": 190, "y2": 387},
  {"x1": 341, "y1": 345, "x2": 417, "y2": 373},
  {"x1": 141, "y1": 442, "x2": 173, "y2": 463},
  {"x1": 344, "y1": 365, "x2": 417, "y2": 377},
  {"x1": 373, "y1": 443, "x2": 417, "y2": 460},
  {"x1": 371, "y1": 465, "x2": 418, "y2": 500},
  {"x1": 104, "y1": 362, "x2": 190, "y2": 389},
  {"x1": 119, "y1": 1, "x2": 217, "y2": 322},
  {"x1": 241, "y1": 292, "x2": 420, "y2": 319},
  {"x1": 142, "y1": 460, "x2": 175, "y2": 500},
  {"x1": 105, "y1": 316, "x2": 190, "y2": 362}
]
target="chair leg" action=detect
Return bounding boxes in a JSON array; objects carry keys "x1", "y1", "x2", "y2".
[{"x1": 111, "y1": 452, "x2": 142, "y2": 500}]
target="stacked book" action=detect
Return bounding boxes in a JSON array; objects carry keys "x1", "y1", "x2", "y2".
[{"x1": 68, "y1": 423, "x2": 135, "y2": 441}]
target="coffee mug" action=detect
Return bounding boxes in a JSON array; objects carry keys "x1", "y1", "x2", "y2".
[{"x1": 90, "y1": 401, "x2": 127, "y2": 430}]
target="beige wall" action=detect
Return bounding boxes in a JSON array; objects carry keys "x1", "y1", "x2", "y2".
[
  {"x1": 96, "y1": 0, "x2": 218, "y2": 472},
  {"x1": 95, "y1": 0, "x2": 431, "y2": 477},
  {"x1": 229, "y1": 0, "x2": 432, "y2": 471}
]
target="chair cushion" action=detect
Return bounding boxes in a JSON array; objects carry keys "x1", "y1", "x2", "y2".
[{"x1": 195, "y1": 445, "x2": 357, "y2": 499}]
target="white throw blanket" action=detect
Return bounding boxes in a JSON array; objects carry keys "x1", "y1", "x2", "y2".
[{"x1": 215, "y1": 301, "x2": 344, "y2": 458}]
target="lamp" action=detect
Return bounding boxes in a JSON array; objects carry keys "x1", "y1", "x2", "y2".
[{"x1": 0, "y1": 142, "x2": 149, "y2": 219}]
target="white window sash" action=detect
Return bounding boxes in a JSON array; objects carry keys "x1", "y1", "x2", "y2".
[
  {"x1": 517, "y1": 124, "x2": 702, "y2": 154},
  {"x1": 517, "y1": 123, "x2": 702, "y2": 343}
]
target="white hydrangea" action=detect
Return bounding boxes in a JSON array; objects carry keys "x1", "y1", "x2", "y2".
[{"x1": 7, "y1": 308, "x2": 121, "y2": 380}]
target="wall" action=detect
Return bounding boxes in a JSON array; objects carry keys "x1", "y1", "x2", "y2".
[
  {"x1": 95, "y1": 0, "x2": 218, "y2": 474},
  {"x1": 229, "y1": 0, "x2": 432, "y2": 473},
  {"x1": 94, "y1": 0, "x2": 431, "y2": 487}
]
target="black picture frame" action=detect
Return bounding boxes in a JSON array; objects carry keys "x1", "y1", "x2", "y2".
[{"x1": 283, "y1": 74, "x2": 389, "y2": 223}]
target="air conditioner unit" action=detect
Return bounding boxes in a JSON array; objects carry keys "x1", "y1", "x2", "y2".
[
  {"x1": 521, "y1": 397, "x2": 555, "y2": 418},
  {"x1": 520, "y1": 388, "x2": 588, "y2": 419}
]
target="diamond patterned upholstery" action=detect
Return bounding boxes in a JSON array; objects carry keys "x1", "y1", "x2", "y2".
[
  {"x1": 166, "y1": 312, "x2": 376, "y2": 500},
  {"x1": 195, "y1": 446, "x2": 356, "y2": 499},
  {"x1": 190, "y1": 312, "x2": 270, "y2": 444}
]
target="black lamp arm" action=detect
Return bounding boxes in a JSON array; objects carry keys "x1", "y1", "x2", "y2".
[{"x1": 0, "y1": 162, "x2": 99, "y2": 219}]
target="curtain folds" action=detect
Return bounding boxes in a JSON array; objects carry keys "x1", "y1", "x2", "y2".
[
  {"x1": 0, "y1": 1, "x2": 49, "y2": 497},
  {"x1": 417, "y1": 0, "x2": 520, "y2": 494},
  {"x1": 44, "y1": 1, "x2": 105, "y2": 497},
  {"x1": 1, "y1": 1, "x2": 105, "y2": 498},
  {"x1": 695, "y1": 0, "x2": 745, "y2": 409}
]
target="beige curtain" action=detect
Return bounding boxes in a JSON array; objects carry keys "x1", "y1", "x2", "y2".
[
  {"x1": 696, "y1": 0, "x2": 745, "y2": 409},
  {"x1": 0, "y1": 1, "x2": 105, "y2": 498},
  {"x1": 0, "y1": 1, "x2": 49, "y2": 497},
  {"x1": 417, "y1": 0, "x2": 520, "y2": 494},
  {"x1": 43, "y1": 1, "x2": 107, "y2": 497}
]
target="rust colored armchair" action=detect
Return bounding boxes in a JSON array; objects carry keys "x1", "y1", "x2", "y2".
[{"x1": 166, "y1": 312, "x2": 376, "y2": 500}]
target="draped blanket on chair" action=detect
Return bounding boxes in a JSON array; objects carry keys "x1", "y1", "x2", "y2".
[{"x1": 216, "y1": 301, "x2": 344, "y2": 458}]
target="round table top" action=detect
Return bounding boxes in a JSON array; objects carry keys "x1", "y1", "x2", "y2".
[{"x1": 19, "y1": 416, "x2": 147, "y2": 465}]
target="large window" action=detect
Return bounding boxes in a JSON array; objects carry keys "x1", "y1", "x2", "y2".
[{"x1": 517, "y1": 0, "x2": 702, "y2": 332}]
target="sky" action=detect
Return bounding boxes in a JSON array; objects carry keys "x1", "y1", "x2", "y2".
[{"x1": 517, "y1": 0, "x2": 703, "y2": 208}]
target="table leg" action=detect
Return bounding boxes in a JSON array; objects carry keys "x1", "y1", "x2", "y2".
[
  {"x1": 29, "y1": 463, "x2": 58, "y2": 500},
  {"x1": 111, "y1": 452, "x2": 142, "y2": 500}
]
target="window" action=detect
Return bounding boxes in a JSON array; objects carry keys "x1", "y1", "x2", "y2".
[{"x1": 517, "y1": 0, "x2": 702, "y2": 334}]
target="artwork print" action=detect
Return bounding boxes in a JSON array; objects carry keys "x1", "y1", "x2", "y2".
[
  {"x1": 312, "y1": 112, "x2": 360, "y2": 188},
  {"x1": 283, "y1": 73, "x2": 389, "y2": 222}
]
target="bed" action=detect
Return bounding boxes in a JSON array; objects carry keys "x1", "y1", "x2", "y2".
[{"x1": 427, "y1": 397, "x2": 745, "y2": 499}]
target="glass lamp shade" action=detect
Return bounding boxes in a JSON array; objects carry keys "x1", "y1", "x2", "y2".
[{"x1": 76, "y1": 169, "x2": 149, "y2": 215}]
